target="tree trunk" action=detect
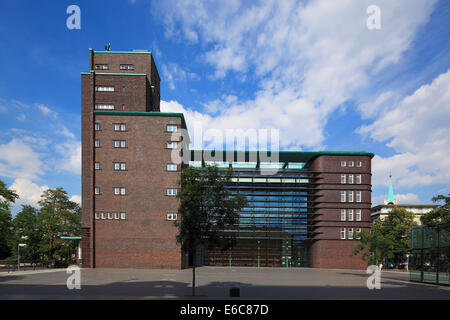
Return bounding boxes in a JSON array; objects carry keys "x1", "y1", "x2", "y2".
[{"x1": 192, "y1": 248, "x2": 196, "y2": 296}]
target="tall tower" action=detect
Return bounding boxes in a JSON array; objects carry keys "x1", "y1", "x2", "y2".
[{"x1": 80, "y1": 49, "x2": 187, "y2": 268}]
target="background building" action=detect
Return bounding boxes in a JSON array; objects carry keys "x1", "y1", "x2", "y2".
[
  {"x1": 371, "y1": 175, "x2": 438, "y2": 224},
  {"x1": 81, "y1": 49, "x2": 374, "y2": 270}
]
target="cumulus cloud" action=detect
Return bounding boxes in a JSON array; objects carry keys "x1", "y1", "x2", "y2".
[
  {"x1": 161, "y1": 63, "x2": 199, "y2": 90},
  {"x1": 360, "y1": 69, "x2": 450, "y2": 188},
  {"x1": 0, "y1": 139, "x2": 44, "y2": 180},
  {"x1": 70, "y1": 194, "x2": 81, "y2": 205},
  {"x1": 10, "y1": 178, "x2": 49, "y2": 208},
  {"x1": 372, "y1": 192, "x2": 420, "y2": 206},
  {"x1": 155, "y1": 0, "x2": 437, "y2": 150},
  {"x1": 56, "y1": 141, "x2": 81, "y2": 175}
]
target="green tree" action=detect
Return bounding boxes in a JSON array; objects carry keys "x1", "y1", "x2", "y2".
[
  {"x1": 420, "y1": 194, "x2": 450, "y2": 231},
  {"x1": 11, "y1": 205, "x2": 41, "y2": 261},
  {"x1": 37, "y1": 188, "x2": 81, "y2": 260},
  {"x1": 353, "y1": 207, "x2": 417, "y2": 267},
  {"x1": 176, "y1": 165, "x2": 247, "y2": 296},
  {"x1": 0, "y1": 180, "x2": 19, "y2": 259}
]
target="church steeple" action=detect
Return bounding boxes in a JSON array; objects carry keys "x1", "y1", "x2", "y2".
[{"x1": 384, "y1": 173, "x2": 397, "y2": 205}]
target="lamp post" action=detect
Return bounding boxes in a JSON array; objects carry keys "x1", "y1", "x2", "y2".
[{"x1": 18, "y1": 243, "x2": 26, "y2": 271}]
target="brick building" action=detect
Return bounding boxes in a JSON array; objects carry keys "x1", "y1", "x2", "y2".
[{"x1": 80, "y1": 49, "x2": 374, "y2": 270}]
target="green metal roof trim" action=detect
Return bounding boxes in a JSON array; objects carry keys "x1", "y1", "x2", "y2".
[
  {"x1": 94, "y1": 111, "x2": 187, "y2": 129},
  {"x1": 92, "y1": 50, "x2": 152, "y2": 54},
  {"x1": 190, "y1": 150, "x2": 374, "y2": 162}
]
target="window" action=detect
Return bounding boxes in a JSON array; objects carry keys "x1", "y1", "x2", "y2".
[
  {"x1": 341, "y1": 161, "x2": 346, "y2": 167},
  {"x1": 357, "y1": 161, "x2": 362, "y2": 167},
  {"x1": 167, "y1": 142, "x2": 177, "y2": 149},
  {"x1": 114, "y1": 187, "x2": 126, "y2": 195},
  {"x1": 95, "y1": 86, "x2": 114, "y2": 92},
  {"x1": 114, "y1": 212, "x2": 120, "y2": 220},
  {"x1": 102, "y1": 65, "x2": 109, "y2": 70},
  {"x1": 167, "y1": 213, "x2": 177, "y2": 221},
  {"x1": 95, "y1": 104, "x2": 114, "y2": 110},
  {"x1": 348, "y1": 174, "x2": 354, "y2": 184},
  {"x1": 356, "y1": 174, "x2": 361, "y2": 184},
  {"x1": 349, "y1": 161, "x2": 354, "y2": 167},
  {"x1": 95, "y1": 64, "x2": 109, "y2": 70},
  {"x1": 340, "y1": 228, "x2": 346, "y2": 240},
  {"x1": 120, "y1": 65, "x2": 134, "y2": 70},
  {"x1": 108, "y1": 212, "x2": 113, "y2": 220},
  {"x1": 341, "y1": 174, "x2": 346, "y2": 184},
  {"x1": 167, "y1": 188, "x2": 177, "y2": 196},
  {"x1": 120, "y1": 65, "x2": 126, "y2": 70},
  {"x1": 95, "y1": 123, "x2": 100, "y2": 131},
  {"x1": 356, "y1": 228, "x2": 361, "y2": 239},
  {"x1": 114, "y1": 140, "x2": 127, "y2": 148},
  {"x1": 167, "y1": 125, "x2": 177, "y2": 132},
  {"x1": 128, "y1": 65, "x2": 134, "y2": 70},
  {"x1": 120, "y1": 212, "x2": 126, "y2": 220},
  {"x1": 348, "y1": 191, "x2": 354, "y2": 202},
  {"x1": 341, "y1": 191, "x2": 346, "y2": 202},
  {"x1": 95, "y1": 187, "x2": 100, "y2": 195},
  {"x1": 114, "y1": 162, "x2": 126, "y2": 171},
  {"x1": 356, "y1": 191, "x2": 362, "y2": 203},
  {"x1": 95, "y1": 162, "x2": 100, "y2": 170},
  {"x1": 101, "y1": 212, "x2": 106, "y2": 219},
  {"x1": 114, "y1": 123, "x2": 127, "y2": 131},
  {"x1": 167, "y1": 164, "x2": 177, "y2": 171},
  {"x1": 341, "y1": 209, "x2": 346, "y2": 221},
  {"x1": 348, "y1": 209, "x2": 354, "y2": 221},
  {"x1": 348, "y1": 228, "x2": 354, "y2": 240},
  {"x1": 95, "y1": 212, "x2": 100, "y2": 219},
  {"x1": 356, "y1": 209, "x2": 361, "y2": 221},
  {"x1": 95, "y1": 140, "x2": 100, "y2": 148}
]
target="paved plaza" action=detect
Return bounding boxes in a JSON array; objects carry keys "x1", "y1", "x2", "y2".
[{"x1": 1, "y1": 266, "x2": 449, "y2": 300}]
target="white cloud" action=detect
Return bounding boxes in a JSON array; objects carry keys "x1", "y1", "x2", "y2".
[
  {"x1": 70, "y1": 195, "x2": 81, "y2": 205},
  {"x1": 10, "y1": 178, "x2": 49, "y2": 208},
  {"x1": 37, "y1": 104, "x2": 57, "y2": 119},
  {"x1": 372, "y1": 192, "x2": 420, "y2": 206},
  {"x1": 56, "y1": 141, "x2": 81, "y2": 175},
  {"x1": 161, "y1": 63, "x2": 199, "y2": 90},
  {"x1": 156, "y1": 0, "x2": 437, "y2": 149},
  {"x1": 0, "y1": 139, "x2": 44, "y2": 180},
  {"x1": 360, "y1": 69, "x2": 450, "y2": 188}
]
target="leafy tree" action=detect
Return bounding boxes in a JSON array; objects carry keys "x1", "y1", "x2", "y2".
[
  {"x1": 11, "y1": 205, "x2": 41, "y2": 261},
  {"x1": 0, "y1": 180, "x2": 19, "y2": 259},
  {"x1": 353, "y1": 207, "x2": 417, "y2": 267},
  {"x1": 37, "y1": 188, "x2": 81, "y2": 260},
  {"x1": 421, "y1": 194, "x2": 450, "y2": 231},
  {"x1": 176, "y1": 165, "x2": 247, "y2": 296}
]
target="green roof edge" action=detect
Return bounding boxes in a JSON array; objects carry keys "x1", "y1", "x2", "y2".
[
  {"x1": 92, "y1": 50, "x2": 151, "y2": 54},
  {"x1": 93, "y1": 111, "x2": 187, "y2": 129}
]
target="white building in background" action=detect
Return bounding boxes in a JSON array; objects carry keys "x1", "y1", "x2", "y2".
[{"x1": 371, "y1": 174, "x2": 438, "y2": 224}]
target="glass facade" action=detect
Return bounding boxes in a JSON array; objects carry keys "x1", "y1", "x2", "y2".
[
  {"x1": 409, "y1": 225, "x2": 450, "y2": 286},
  {"x1": 192, "y1": 164, "x2": 311, "y2": 268}
]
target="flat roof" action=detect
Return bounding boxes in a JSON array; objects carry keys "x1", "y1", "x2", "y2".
[{"x1": 190, "y1": 150, "x2": 374, "y2": 162}]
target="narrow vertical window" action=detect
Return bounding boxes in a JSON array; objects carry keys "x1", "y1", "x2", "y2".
[
  {"x1": 95, "y1": 187, "x2": 100, "y2": 195},
  {"x1": 357, "y1": 161, "x2": 362, "y2": 167},
  {"x1": 356, "y1": 174, "x2": 361, "y2": 184},
  {"x1": 341, "y1": 161, "x2": 346, "y2": 167},
  {"x1": 341, "y1": 209, "x2": 346, "y2": 221},
  {"x1": 348, "y1": 191, "x2": 354, "y2": 202},
  {"x1": 341, "y1": 174, "x2": 346, "y2": 184},
  {"x1": 348, "y1": 174, "x2": 354, "y2": 184},
  {"x1": 356, "y1": 209, "x2": 362, "y2": 221},
  {"x1": 356, "y1": 228, "x2": 361, "y2": 239},
  {"x1": 348, "y1": 209, "x2": 354, "y2": 221},
  {"x1": 356, "y1": 191, "x2": 362, "y2": 203},
  {"x1": 95, "y1": 162, "x2": 100, "y2": 170},
  {"x1": 349, "y1": 161, "x2": 354, "y2": 167},
  {"x1": 340, "y1": 228, "x2": 346, "y2": 240},
  {"x1": 348, "y1": 228, "x2": 354, "y2": 240},
  {"x1": 95, "y1": 140, "x2": 100, "y2": 148},
  {"x1": 120, "y1": 212, "x2": 126, "y2": 220},
  {"x1": 341, "y1": 191, "x2": 346, "y2": 202},
  {"x1": 95, "y1": 123, "x2": 100, "y2": 131}
]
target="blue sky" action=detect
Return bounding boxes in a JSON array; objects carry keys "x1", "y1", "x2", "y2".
[{"x1": 0, "y1": 0, "x2": 449, "y2": 214}]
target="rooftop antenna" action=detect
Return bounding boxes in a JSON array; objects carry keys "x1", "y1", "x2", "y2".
[{"x1": 104, "y1": 42, "x2": 111, "y2": 51}]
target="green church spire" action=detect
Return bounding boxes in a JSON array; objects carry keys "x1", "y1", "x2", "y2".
[{"x1": 386, "y1": 173, "x2": 396, "y2": 204}]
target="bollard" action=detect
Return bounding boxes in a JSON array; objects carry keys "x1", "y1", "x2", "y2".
[{"x1": 230, "y1": 287, "x2": 240, "y2": 298}]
